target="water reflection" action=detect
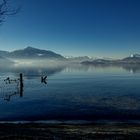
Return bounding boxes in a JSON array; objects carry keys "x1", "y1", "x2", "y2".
[
  {"x1": 0, "y1": 65, "x2": 65, "y2": 77},
  {"x1": 80, "y1": 63, "x2": 140, "y2": 74},
  {"x1": 1, "y1": 62, "x2": 140, "y2": 76},
  {"x1": 122, "y1": 64, "x2": 140, "y2": 73}
]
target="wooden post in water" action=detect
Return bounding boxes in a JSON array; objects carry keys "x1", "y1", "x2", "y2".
[
  {"x1": 19, "y1": 73, "x2": 23, "y2": 97},
  {"x1": 41, "y1": 76, "x2": 47, "y2": 84}
]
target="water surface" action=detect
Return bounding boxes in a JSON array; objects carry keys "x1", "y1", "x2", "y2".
[{"x1": 0, "y1": 64, "x2": 140, "y2": 122}]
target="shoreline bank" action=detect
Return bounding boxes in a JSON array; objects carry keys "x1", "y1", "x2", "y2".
[{"x1": 0, "y1": 123, "x2": 139, "y2": 139}]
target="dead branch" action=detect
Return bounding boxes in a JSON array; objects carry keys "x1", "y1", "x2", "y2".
[{"x1": 0, "y1": 0, "x2": 19, "y2": 23}]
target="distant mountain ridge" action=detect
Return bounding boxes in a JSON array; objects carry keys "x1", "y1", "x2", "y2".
[
  {"x1": 0, "y1": 47, "x2": 140, "y2": 64},
  {"x1": 0, "y1": 50, "x2": 9, "y2": 57},
  {"x1": 0, "y1": 47, "x2": 64, "y2": 59},
  {"x1": 66, "y1": 56, "x2": 93, "y2": 62},
  {"x1": 122, "y1": 54, "x2": 140, "y2": 62},
  {"x1": 81, "y1": 54, "x2": 140, "y2": 65}
]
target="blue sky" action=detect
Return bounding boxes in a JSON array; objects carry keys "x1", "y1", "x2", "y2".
[{"x1": 0, "y1": 0, "x2": 140, "y2": 58}]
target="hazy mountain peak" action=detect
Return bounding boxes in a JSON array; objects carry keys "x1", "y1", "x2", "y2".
[
  {"x1": 130, "y1": 54, "x2": 140, "y2": 58},
  {"x1": 23, "y1": 46, "x2": 45, "y2": 52},
  {"x1": 24, "y1": 46, "x2": 36, "y2": 50},
  {"x1": 123, "y1": 54, "x2": 140, "y2": 61},
  {"x1": 8, "y1": 46, "x2": 64, "y2": 59}
]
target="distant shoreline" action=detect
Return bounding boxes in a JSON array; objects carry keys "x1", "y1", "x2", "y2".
[{"x1": 0, "y1": 119, "x2": 140, "y2": 125}]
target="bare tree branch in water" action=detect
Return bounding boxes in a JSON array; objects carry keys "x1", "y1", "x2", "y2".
[{"x1": 0, "y1": 0, "x2": 20, "y2": 24}]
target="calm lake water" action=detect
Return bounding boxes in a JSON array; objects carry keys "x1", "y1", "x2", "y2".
[{"x1": 0, "y1": 63, "x2": 140, "y2": 123}]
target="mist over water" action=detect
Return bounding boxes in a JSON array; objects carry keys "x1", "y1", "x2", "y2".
[{"x1": 0, "y1": 59, "x2": 140, "y2": 122}]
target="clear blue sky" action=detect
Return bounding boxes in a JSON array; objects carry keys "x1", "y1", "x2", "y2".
[{"x1": 0, "y1": 0, "x2": 140, "y2": 58}]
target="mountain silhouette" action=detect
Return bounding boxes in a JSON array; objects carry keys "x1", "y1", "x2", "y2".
[{"x1": 8, "y1": 46, "x2": 64, "y2": 59}]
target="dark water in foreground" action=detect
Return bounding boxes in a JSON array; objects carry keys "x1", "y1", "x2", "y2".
[{"x1": 0, "y1": 63, "x2": 140, "y2": 123}]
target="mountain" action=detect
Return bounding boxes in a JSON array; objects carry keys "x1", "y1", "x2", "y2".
[
  {"x1": 8, "y1": 47, "x2": 65, "y2": 59},
  {"x1": 66, "y1": 56, "x2": 93, "y2": 62},
  {"x1": 81, "y1": 54, "x2": 140, "y2": 65},
  {"x1": 81, "y1": 59, "x2": 114, "y2": 65},
  {"x1": 121, "y1": 54, "x2": 140, "y2": 64},
  {"x1": 0, "y1": 50, "x2": 9, "y2": 57}
]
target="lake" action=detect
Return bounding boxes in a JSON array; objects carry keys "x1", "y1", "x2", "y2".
[{"x1": 0, "y1": 63, "x2": 140, "y2": 123}]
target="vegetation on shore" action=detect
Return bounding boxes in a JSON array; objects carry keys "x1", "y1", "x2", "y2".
[{"x1": 0, "y1": 123, "x2": 139, "y2": 140}]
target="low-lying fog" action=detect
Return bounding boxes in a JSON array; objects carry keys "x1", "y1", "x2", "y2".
[
  {"x1": 12, "y1": 58, "x2": 68, "y2": 68},
  {"x1": 1, "y1": 58, "x2": 140, "y2": 75}
]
